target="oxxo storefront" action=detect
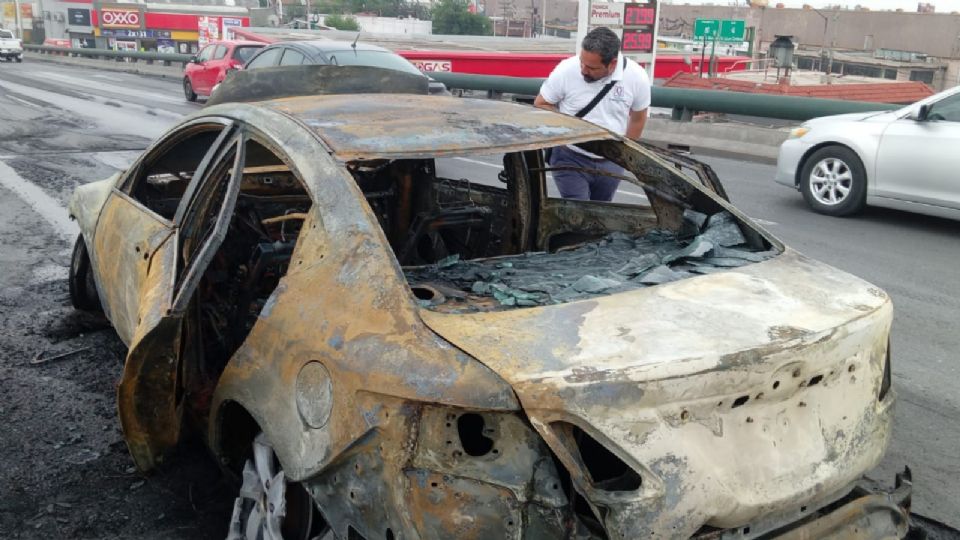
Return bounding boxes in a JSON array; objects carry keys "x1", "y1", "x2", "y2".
[{"x1": 90, "y1": 3, "x2": 250, "y2": 54}]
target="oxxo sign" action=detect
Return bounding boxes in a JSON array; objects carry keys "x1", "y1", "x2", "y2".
[{"x1": 101, "y1": 9, "x2": 142, "y2": 29}]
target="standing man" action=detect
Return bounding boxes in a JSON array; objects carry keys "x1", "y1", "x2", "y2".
[{"x1": 534, "y1": 27, "x2": 651, "y2": 201}]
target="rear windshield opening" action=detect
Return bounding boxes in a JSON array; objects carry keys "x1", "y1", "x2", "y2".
[{"x1": 346, "y1": 140, "x2": 778, "y2": 313}]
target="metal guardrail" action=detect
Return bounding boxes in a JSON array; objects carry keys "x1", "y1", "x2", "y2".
[
  {"x1": 429, "y1": 72, "x2": 901, "y2": 121},
  {"x1": 25, "y1": 45, "x2": 192, "y2": 66}
]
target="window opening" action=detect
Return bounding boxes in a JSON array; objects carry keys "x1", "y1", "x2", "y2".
[
  {"x1": 344, "y1": 140, "x2": 777, "y2": 314},
  {"x1": 127, "y1": 124, "x2": 230, "y2": 220}
]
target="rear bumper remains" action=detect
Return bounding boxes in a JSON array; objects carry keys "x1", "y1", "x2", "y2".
[{"x1": 696, "y1": 468, "x2": 913, "y2": 540}]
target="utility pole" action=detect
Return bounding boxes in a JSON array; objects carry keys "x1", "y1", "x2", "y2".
[
  {"x1": 13, "y1": 0, "x2": 23, "y2": 39},
  {"x1": 811, "y1": 7, "x2": 828, "y2": 77},
  {"x1": 541, "y1": 0, "x2": 546, "y2": 36}
]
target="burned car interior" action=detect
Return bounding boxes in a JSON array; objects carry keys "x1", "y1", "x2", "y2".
[{"x1": 348, "y1": 139, "x2": 778, "y2": 312}]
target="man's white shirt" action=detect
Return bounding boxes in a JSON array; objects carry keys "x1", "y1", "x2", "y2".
[{"x1": 539, "y1": 53, "x2": 651, "y2": 137}]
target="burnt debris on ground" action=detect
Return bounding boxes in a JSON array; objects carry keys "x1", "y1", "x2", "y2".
[{"x1": 405, "y1": 210, "x2": 778, "y2": 311}]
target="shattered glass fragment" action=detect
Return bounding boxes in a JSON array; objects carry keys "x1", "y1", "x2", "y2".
[
  {"x1": 571, "y1": 275, "x2": 623, "y2": 294},
  {"x1": 615, "y1": 253, "x2": 661, "y2": 277},
  {"x1": 437, "y1": 254, "x2": 460, "y2": 268},
  {"x1": 662, "y1": 236, "x2": 713, "y2": 264},
  {"x1": 403, "y1": 212, "x2": 776, "y2": 312},
  {"x1": 701, "y1": 211, "x2": 746, "y2": 247},
  {"x1": 636, "y1": 265, "x2": 686, "y2": 285}
]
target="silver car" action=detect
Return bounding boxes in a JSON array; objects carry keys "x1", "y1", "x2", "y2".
[{"x1": 775, "y1": 85, "x2": 960, "y2": 219}]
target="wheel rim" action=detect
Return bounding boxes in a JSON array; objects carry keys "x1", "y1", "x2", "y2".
[
  {"x1": 228, "y1": 434, "x2": 317, "y2": 540},
  {"x1": 809, "y1": 157, "x2": 853, "y2": 206}
]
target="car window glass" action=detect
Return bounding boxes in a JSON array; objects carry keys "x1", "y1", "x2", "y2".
[
  {"x1": 126, "y1": 124, "x2": 231, "y2": 220},
  {"x1": 325, "y1": 50, "x2": 423, "y2": 76},
  {"x1": 0, "y1": 30, "x2": 13, "y2": 39},
  {"x1": 213, "y1": 45, "x2": 228, "y2": 60},
  {"x1": 232, "y1": 45, "x2": 261, "y2": 63},
  {"x1": 280, "y1": 49, "x2": 306, "y2": 66},
  {"x1": 245, "y1": 47, "x2": 283, "y2": 69},
  {"x1": 928, "y1": 93, "x2": 960, "y2": 122},
  {"x1": 197, "y1": 45, "x2": 215, "y2": 63}
]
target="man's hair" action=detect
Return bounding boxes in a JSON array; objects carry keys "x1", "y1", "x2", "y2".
[{"x1": 581, "y1": 27, "x2": 621, "y2": 65}]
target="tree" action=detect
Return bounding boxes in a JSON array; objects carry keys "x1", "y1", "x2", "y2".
[
  {"x1": 325, "y1": 13, "x2": 361, "y2": 31},
  {"x1": 431, "y1": 0, "x2": 492, "y2": 36}
]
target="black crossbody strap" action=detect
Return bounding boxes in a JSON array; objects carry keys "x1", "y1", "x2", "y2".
[{"x1": 575, "y1": 79, "x2": 618, "y2": 118}]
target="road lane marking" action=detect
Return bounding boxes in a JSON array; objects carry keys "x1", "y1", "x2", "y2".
[
  {"x1": 0, "y1": 78, "x2": 178, "y2": 139},
  {"x1": 0, "y1": 160, "x2": 78, "y2": 242},
  {"x1": 7, "y1": 95, "x2": 43, "y2": 110},
  {"x1": 30, "y1": 70, "x2": 185, "y2": 105},
  {"x1": 454, "y1": 157, "x2": 500, "y2": 169}
]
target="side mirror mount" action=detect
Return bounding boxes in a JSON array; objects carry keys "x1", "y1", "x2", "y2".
[
  {"x1": 190, "y1": 56, "x2": 200, "y2": 64},
  {"x1": 910, "y1": 104, "x2": 931, "y2": 121}
]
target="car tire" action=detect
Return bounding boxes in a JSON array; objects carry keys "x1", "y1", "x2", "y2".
[
  {"x1": 226, "y1": 432, "x2": 329, "y2": 540},
  {"x1": 183, "y1": 77, "x2": 197, "y2": 102},
  {"x1": 69, "y1": 235, "x2": 102, "y2": 312},
  {"x1": 15, "y1": 57, "x2": 22, "y2": 63},
  {"x1": 799, "y1": 145, "x2": 867, "y2": 216}
]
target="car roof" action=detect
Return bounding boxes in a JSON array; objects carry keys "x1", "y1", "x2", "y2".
[
  {"x1": 257, "y1": 94, "x2": 613, "y2": 160},
  {"x1": 211, "y1": 40, "x2": 264, "y2": 47},
  {"x1": 269, "y1": 40, "x2": 392, "y2": 54}
]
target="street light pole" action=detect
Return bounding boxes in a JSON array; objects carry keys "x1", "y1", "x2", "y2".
[
  {"x1": 541, "y1": 0, "x2": 545, "y2": 36},
  {"x1": 13, "y1": 0, "x2": 23, "y2": 39},
  {"x1": 811, "y1": 7, "x2": 829, "y2": 79}
]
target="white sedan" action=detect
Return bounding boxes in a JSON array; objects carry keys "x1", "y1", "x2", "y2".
[{"x1": 775, "y1": 85, "x2": 960, "y2": 219}]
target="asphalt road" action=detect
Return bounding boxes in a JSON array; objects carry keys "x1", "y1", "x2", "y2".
[{"x1": 0, "y1": 58, "x2": 957, "y2": 535}]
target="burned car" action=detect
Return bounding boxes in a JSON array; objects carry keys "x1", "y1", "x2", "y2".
[{"x1": 68, "y1": 92, "x2": 908, "y2": 539}]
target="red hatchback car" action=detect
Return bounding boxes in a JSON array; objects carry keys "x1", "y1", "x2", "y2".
[{"x1": 183, "y1": 40, "x2": 264, "y2": 102}]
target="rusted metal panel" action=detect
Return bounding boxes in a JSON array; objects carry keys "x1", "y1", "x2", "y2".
[
  {"x1": 263, "y1": 95, "x2": 612, "y2": 161},
  {"x1": 90, "y1": 191, "x2": 174, "y2": 345},
  {"x1": 420, "y1": 249, "x2": 894, "y2": 537}
]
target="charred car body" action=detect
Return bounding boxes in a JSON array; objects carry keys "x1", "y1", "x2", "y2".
[{"x1": 68, "y1": 75, "x2": 909, "y2": 538}]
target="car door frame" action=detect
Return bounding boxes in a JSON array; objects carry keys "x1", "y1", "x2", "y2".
[
  {"x1": 874, "y1": 90, "x2": 960, "y2": 210},
  {"x1": 116, "y1": 121, "x2": 248, "y2": 471}
]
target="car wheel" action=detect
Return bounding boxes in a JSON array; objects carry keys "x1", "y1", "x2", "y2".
[
  {"x1": 15, "y1": 57, "x2": 22, "y2": 63},
  {"x1": 800, "y1": 145, "x2": 867, "y2": 216},
  {"x1": 69, "y1": 235, "x2": 102, "y2": 312},
  {"x1": 227, "y1": 433, "x2": 329, "y2": 540},
  {"x1": 183, "y1": 77, "x2": 197, "y2": 102}
]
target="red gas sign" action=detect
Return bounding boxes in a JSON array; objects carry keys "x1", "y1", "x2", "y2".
[{"x1": 101, "y1": 9, "x2": 141, "y2": 29}]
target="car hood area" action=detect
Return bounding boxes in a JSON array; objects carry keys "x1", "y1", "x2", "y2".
[
  {"x1": 419, "y1": 248, "x2": 894, "y2": 537},
  {"x1": 807, "y1": 110, "x2": 896, "y2": 126}
]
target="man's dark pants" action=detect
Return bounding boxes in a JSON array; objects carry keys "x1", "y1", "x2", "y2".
[{"x1": 548, "y1": 145, "x2": 624, "y2": 202}]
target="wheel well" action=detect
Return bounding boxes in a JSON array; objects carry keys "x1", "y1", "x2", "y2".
[
  {"x1": 216, "y1": 400, "x2": 261, "y2": 475},
  {"x1": 794, "y1": 142, "x2": 864, "y2": 188}
]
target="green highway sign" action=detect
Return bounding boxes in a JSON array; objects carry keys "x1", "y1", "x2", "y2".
[{"x1": 694, "y1": 18, "x2": 745, "y2": 42}]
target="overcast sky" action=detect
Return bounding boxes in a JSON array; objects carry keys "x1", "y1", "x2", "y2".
[{"x1": 671, "y1": 0, "x2": 960, "y2": 11}]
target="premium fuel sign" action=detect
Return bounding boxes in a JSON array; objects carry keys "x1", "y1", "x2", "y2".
[{"x1": 578, "y1": 0, "x2": 660, "y2": 79}]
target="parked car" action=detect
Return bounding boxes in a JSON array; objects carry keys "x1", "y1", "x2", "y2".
[
  {"x1": 240, "y1": 40, "x2": 449, "y2": 95},
  {"x1": 183, "y1": 40, "x2": 264, "y2": 102},
  {"x1": 0, "y1": 28, "x2": 23, "y2": 63},
  {"x1": 775, "y1": 85, "x2": 960, "y2": 219},
  {"x1": 68, "y1": 75, "x2": 913, "y2": 538}
]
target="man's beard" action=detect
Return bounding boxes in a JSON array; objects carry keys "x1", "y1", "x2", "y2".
[{"x1": 582, "y1": 73, "x2": 598, "y2": 83}]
